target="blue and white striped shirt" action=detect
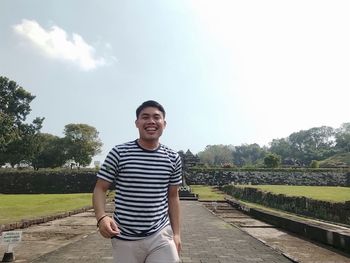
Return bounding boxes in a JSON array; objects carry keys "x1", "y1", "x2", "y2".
[{"x1": 97, "y1": 140, "x2": 182, "y2": 240}]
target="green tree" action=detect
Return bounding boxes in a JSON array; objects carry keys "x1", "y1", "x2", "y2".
[
  {"x1": 0, "y1": 76, "x2": 44, "y2": 166},
  {"x1": 264, "y1": 153, "x2": 281, "y2": 168},
  {"x1": 2, "y1": 119, "x2": 44, "y2": 167},
  {"x1": 335, "y1": 122, "x2": 350, "y2": 153},
  {"x1": 198, "y1": 145, "x2": 233, "y2": 166},
  {"x1": 233, "y1": 143, "x2": 266, "y2": 167},
  {"x1": 31, "y1": 133, "x2": 67, "y2": 170},
  {"x1": 288, "y1": 126, "x2": 335, "y2": 165},
  {"x1": 63, "y1": 124, "x2": 102, "y2": 167},
  {"x1": 0, "y1": 112, "x2": 16, "y2": 152},
  {"x1": 269, "y1": 138, "x2": 292, "y2": 161}
]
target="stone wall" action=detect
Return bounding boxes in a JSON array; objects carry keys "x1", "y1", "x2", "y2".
[
  {"x1": 222, "y1": 185, "x2": 350, "y2": 226},
  {"x1": 226, "y1": 198, "x2": 350, "y2": 254},
  {"x1": 185, "y1": 169, "x2": 350, "y2": 186},
  {"x1": 1, "y1": 169, "x2": 349, "y2": 194},
  {"x1": 0, "y1": 170, "x2": 98, "y2": 194}
]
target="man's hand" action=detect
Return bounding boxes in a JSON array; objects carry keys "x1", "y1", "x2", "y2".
[
  {"x1": 93, "y1": 179, "x2": 118, "y2": 238},
  {"x1": 98, "y1": 216, "x2": 120, "y2": 238},
  {"x1": 173, "y1": 234, "x2": 182, "y2": 254}
]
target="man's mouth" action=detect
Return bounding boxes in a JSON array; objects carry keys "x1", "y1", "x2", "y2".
[{"x1": 145, "y1": 127, "x2": 157, "y2": 131}]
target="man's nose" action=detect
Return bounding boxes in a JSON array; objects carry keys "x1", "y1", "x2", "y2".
[{"x1": 148, "y1": 117, "x2": 156, "y2": 124}]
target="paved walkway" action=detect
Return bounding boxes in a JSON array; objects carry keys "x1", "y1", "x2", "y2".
[{"x1": 28, "y1": 201, "x2": 292, "y2": 263}]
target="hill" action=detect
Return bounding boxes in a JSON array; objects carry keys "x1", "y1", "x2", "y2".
[{"x1": 319, "y1": 152, "x2": 350, "y2": 168}]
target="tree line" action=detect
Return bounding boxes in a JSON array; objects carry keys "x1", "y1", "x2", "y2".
[
  {"x1": 197, "y1": 124, "x2": 350, "y2": 168},
  {"x1": 2, "y1": 75, "x2": 349, "y2": 169},
  {"x1": 0, "y1": 76, "x2": 102, "y2": 169}
]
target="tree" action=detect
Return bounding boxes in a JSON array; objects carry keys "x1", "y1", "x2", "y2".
[
  {"x1": 2, "y1": 119, "x2": 44, "y2": 167},
  {"x1": 264, "y1": 153, "x2": 281, "y2": 168},
  {"x1": 0, "y1": 76, "x2": 44, "y2": 166},
  {"x1": 232, "y1": 143, "x2": 267, "y2": 167},
  {"x1": 269, "y1": 138, "x2": 292, "y2": 161},
  {"x1": 198, "y1": 145, "x2": 233, "y2": 166},
  {"x1": 335, "y1": 122, "x2": 350, "y2": 153},
  {"x1": 0, "y1": 76, "x2": 35, "y2": 121},
  {"x1": 268, "y1": 126, "x2": 341, "y2": 166},
  {"x1": 63, "y1": 123, "x2": 102, "y2": 167},
  {"x1": 288, "y1": 126, "x2": 335, "y2": 165},
  {"x1": 0, "y1": 112, "x2": 16, "y2": 152},
  {"x1": 31, "y1": 133, "x2": 67, "y2": 170}
]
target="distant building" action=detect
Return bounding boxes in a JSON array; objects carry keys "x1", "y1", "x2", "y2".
[{"x1": 178, "y1": 149, "x2": 200, "y2": 169}]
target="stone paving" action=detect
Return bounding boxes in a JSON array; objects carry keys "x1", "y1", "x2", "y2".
[
  {"x1": 202, "y1": 202, "x2": 350, "y2": 263},
  {"x1": 180, "y1": 201, "x2": 291, "y2": 263},
  {"x1": 28, "y1": 201, "x2": 292, "y2": 263}
]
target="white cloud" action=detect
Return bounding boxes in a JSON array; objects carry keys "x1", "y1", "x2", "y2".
[{"x1": 13, "y1": 19, "x2": 107, "y2": 71}]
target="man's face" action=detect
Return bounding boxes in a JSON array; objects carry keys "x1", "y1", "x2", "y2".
[{"x1": 135, "y1": 107, "x2": 166, "y2": 142}]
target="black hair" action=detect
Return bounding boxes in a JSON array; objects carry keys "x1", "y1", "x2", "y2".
[{"x1": 136, "y1": 100, "x2": 166, "y2": 119}]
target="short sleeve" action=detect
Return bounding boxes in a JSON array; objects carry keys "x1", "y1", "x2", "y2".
[
  {"x1": 169, "y1": 154, "x2": 182, "y2": 185},
  {"x1": 96, "y1": 147, "x2": 119, "y2": 183}
]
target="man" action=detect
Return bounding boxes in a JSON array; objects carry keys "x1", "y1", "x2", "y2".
[{"x1": 93, "y1": 100, "x2": 182, "y2": 263}]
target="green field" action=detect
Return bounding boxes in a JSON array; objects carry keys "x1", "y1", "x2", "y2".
[
  {"x1": 190, "y1": 185, "x2": 226, "y2": 200},
  {"x1": 190, "y1": 185, "x2": 350, "y2": 203},
  {"x1": 239, "y1": 185, "x2": 350, "y2": 203},
  {"x1": 1, "y1": 186, "x2": 348, "y2": 226},
  {"x1": 0, "y1": 194, "x2": 92, "y2": 225}
]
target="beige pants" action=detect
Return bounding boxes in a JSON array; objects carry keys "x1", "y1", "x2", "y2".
[{"x1": 111, "y1": 225, "x2": 180, "y2": 263}]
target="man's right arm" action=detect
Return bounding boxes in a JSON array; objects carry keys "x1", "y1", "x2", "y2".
[{"x1": 93, "y1": 179, "x2": 120, "y2": 238}]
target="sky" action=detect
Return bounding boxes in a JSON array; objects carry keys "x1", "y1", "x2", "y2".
[{"x1": 0, "y1": 0, "x2": 349, "y2": 164}]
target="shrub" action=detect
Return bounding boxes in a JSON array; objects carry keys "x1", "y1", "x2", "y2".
[
  {"x1": 310, "y1": 160, "x2": 319, "y2": 168},
  {"x1": 264, "y1": 153, "x2": 281, "y2": 168}
]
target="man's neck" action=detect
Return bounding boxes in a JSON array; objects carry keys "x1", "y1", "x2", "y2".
[{"x1": 137, "y1": 139, "x2": 160, "y2": 151}]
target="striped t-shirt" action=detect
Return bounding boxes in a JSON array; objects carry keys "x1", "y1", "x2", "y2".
[{"x1": 97, "y1": 140, "x2": 182, "y2": 240}]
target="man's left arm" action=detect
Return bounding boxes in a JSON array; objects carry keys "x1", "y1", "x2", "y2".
[{"x1": 168, "y1": 185, "x2": 181, "y2": 254}]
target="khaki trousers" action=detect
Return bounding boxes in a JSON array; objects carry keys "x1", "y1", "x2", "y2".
[{"x1": 111, "y1": 225, "x2": 180, "y2": 263}]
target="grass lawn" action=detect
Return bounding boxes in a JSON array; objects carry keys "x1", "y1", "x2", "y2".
[
  {"x1": 0, "y1": 193, "x2": 92, "y2": 225},
  {"x1": 190, "y1": 185, "x2": 226, "y2": 201},
  {"x1": 239, "y1": 185, "x2": 350, "y2": 203}
]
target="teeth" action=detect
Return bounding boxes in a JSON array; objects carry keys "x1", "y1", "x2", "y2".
[{"x1": 146, "y1": 127, "x2": 156, "y2": 131}]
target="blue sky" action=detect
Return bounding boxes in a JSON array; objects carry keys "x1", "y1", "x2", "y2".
[{"x1": 0, "y1": 0, "x2": 349, "y2": 164}]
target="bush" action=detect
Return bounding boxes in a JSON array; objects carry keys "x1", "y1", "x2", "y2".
[
  {"x1": 264, "y1": 153, "x2": 281, "y2": 168},
  {"x1": 310, "y1": 160, "x2": 319, "y2": 168},
  {"x1": 221, "y1": 163, "x2": 236, "y2": 168}
]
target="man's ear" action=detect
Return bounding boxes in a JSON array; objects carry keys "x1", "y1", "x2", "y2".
[{"x1": 164, "y1": 120, "x2": 167, "y2": 128}]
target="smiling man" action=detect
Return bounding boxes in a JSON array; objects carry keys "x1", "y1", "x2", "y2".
[{"x1": 93, "y1": 100, "x2": 182, "y2": 263}]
